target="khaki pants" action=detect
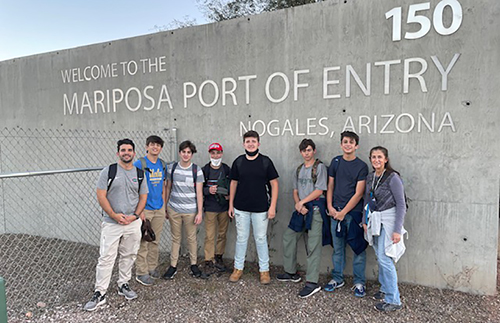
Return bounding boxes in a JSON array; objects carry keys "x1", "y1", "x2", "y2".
[
  {"x1": 168, "y1": 206, "x2": 197, "y2": 267},
  {"x1": 204, "y1": 211, "x2": 229, "y2": 261},
  {"x1": 135, "y1": 206, "x2": 166, "y2": 275},
  {"x1": 95, "y1": 220, "x2": 141, "y2": 294}
]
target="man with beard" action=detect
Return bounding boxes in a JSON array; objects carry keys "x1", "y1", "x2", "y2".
[{"x1": 84, "y1": 138, "x2": 148, "y2": 311}]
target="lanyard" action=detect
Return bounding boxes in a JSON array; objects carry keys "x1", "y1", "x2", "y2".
[{"x1": 371, "y1": 169, "x2": 386, "y2": 193}]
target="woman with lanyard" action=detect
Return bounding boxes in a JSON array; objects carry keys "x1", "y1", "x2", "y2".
[{"x1": 363, "y1": 146, "x2": 407, "y2": 312}]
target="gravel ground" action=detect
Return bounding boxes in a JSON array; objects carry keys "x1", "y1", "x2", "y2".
[{"x1": 8, "y1": 257, "x2": 500, "y2": 323}]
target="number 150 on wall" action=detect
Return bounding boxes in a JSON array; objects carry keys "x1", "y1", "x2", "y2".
[{"x1": 386, "y1": 0, "x2": 463, "y2": 41}]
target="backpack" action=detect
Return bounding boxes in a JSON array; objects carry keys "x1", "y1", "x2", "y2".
[
  {"x1": 107, "y1": 163, "x2": 144, "y2": 191},
  {"x1": 376, "y1": 171, "x2": 410, "y2": 210},
  {"x1": 170, "y1": 162, "x2": 198, "y2": 191},
  {"x1": 296, "y1": 158, "x2": 323, "y2": 185},
  {"x1": 138, "y1": 156, "x2": 167, "y2": 177},
  {"x1": 329, "y1": 155, "x2": 343, "y2": 178}
]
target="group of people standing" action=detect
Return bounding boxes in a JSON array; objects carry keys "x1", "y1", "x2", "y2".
[{"x1": 84, "y1": 130, "x2": 407, "y2": 314}]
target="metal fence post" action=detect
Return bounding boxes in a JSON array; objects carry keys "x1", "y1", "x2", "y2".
[{"x1": 0, "y1": 277, "x2": 7, "y2": 323}]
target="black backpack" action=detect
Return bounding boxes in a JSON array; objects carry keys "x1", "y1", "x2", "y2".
[{"x1": 107, "y1": 163, "x2": 144, "y2": 191}]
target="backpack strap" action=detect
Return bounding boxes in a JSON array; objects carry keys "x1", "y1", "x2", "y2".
[
  {"x1": 139, "y1": 157, "x2": 148, "y2": 172},
  {"x1": 107, "y1": 163, "x2": 118, "y2": 191},
  {"x1": 170, "y1": 162, "x2": 178, "y2": 182},
  {"x1": 192, "y1": 164, "x2": 198, "y2": 185},
  {"x1": 136, "y1": 167, "x2": 145, "y2": 191},
  {"x1": 159, "y1": 158, "x2": 167, "y2": 178},
  {"x1": 311, "y1": 159, "x2": 322, "y2": 185},
  {"x1": 222, "y1": 163, "x2": 231, "y2": 179},
  {"x1": 330, "y1": 155, "x2": 343, "y2": 177}
]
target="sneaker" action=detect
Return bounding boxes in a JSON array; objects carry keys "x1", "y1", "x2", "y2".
[
  {"x1": 149, "y1": 269, "x2": 161, "y2": 279},
  {"x1": 203, "y1": 261, "x2": 216, "y2": 275},
  {"x1": 191, "y1": 264, "x2": 209, "y2": 279},
  {"x1": 135, "y1": 274, "x2": 153, "y2": 286},
  {"x1": 375, "y1": 302, "x2": 402, "y2": 312},
  {"x1": 324, "y1": 279, "x2": 345, "y2": 292},
  {"x1": 373, "y1": 291, "x2": 385, "y2": 301},
  {"x1": 352, "y1": 284, "x2": 366, "y2": 297},
  {"x1": 229, "y1": 268, "x2": 243, "y2": 282},
  {"x1": 117, "y1": 283, "x2": 137, "y2": 300},
  {"x1": 83, "y1": 291, "x2": 106, "y2": 311},
  {"x1": 214, "y1": 255, "x2": 228, "y2": 272},
  {"x1": 298, "y1": 282, "x2": 321, "y2": 298},
  {"x1": 276, "y1": 272, "x2": 301, "y2": 283},
  {"x1": 162, "y1": 266, "x2": 177, "y2": 280}
]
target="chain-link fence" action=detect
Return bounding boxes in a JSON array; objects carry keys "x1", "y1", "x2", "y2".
[{"x1": 0, "y1": 127, "x2": 176, "y2": 317}]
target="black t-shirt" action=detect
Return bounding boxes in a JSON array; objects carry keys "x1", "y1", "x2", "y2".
[
  {"x1": 328, "y1": 156, "x2": 368, "y2": 213},
  {"x1": 231, "y1": 154, "x2": 279, "y2": 213}
]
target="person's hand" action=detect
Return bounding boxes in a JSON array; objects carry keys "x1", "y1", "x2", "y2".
[
  {"x1": 295, "y1": 201, "x2": 303, "y2": 213},
  {"x1": 362, "y1": 223, "x2": 367, "y2": 233},
  {"x1": 194, "y1": 213, "x2": 203, "y2": 225},
  {"x1": 334, "y1": 210, "x2": 346, "y2": 221},
  {"x1": 300, "y1": 206, "x2": 308, "y2": 215},
  {"x1": 392, "y1": 232, "x2": 401, "y2": 244},
  {"x1": 327, "y1": 206, "x2": 336, "y2": 218},
  {"x1": 209, "y1": 185, "x2": 218, "y2": 195},
  {"x1": 228, "y1": 206, "x2": 234, "y2": 219},
  {"x1": 267, "y1": 207, "x2": 276, "y2": 219},
  {"x1": 140, "y1": 213, "x2": 146, "y2": 221}
]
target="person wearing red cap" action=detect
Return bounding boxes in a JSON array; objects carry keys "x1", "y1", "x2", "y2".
[{"x1": 201, "y1": 143, "x2": 231, "y2": 274}]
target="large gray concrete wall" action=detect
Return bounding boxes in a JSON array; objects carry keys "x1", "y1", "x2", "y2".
[{"x1": 0, "y1": 0, "x2": 499, "y2": 294}]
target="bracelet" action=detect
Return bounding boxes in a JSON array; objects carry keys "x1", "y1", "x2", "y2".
[{"x1": 133, "y1": 213, "x2": 140, "y2": 219}]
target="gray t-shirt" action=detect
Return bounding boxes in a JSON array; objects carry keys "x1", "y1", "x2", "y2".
[
  {"x1": 167, "y1": 163, "x2": 204, "y2": 214},
  {"x1": 293, "y1": 162, "x2": 328, "y2": 200},
  {"x1": 96, "y1": 164, "x2": 149, "y2": 224}
]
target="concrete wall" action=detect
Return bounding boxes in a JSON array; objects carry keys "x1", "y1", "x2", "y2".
[{"x1": 0, "y1": 0, "x2": 499, "y2": 294}]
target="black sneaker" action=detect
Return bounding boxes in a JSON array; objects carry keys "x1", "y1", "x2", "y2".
[
  {"x1": 373, "y1": 291, "x2": 385, "y2": 301},
  {"x1": 214, "y1": 254, "x2": 228, "y2": 272},
  {"x1": 298, "y1": 282, "x2": 321, "y2": 299},
  {"x1": 375, "y1": 302, "x2": 402, "y2": 312},
  {"x1": 191, "y1": 264, "x2": 209, "y2": 279},
  {"x1": 276, "y1": 272, "x2": 301, "y2": 283},
  {"x1": 203, "y1": 261, "x2": 216, "y2": 275},
  {"x1": 162, "y1": 266, "x2": 177, "y2": 280}
]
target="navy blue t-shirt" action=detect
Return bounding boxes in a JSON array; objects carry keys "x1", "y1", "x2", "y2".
[{"x1": 328, "y1": 156, "x2": 368, "y2": 213}]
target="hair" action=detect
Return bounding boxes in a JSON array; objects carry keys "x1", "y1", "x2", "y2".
[
  {"x1": 117, "y1": 138, "x2": 135, "y2": 152},
  {"x1": 340, "y1": 131, "x2": 360, "y2": 145},
  {"x1": 299, "y1": 138, "x2": 316, "y2": 151},
  {"x1": 146, "y1": 135, "x2": 164, "y2": 147},
  {"x1": 369, "y1": 146, "x2": 399, "y2": 175},
  {"x1": 179, "y1": 140, "x2": 197, "y2": 153},
  {"x1": 243, "y1": 130, "x2": 260, "y2": 142}
]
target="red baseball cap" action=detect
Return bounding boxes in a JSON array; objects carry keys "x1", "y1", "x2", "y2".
[{"x1": 208, "y1": 143, "x2": 223, "y2": 152}]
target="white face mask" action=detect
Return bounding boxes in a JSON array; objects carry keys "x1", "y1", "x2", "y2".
[{"x1": 210, "y1": 157, "x2": 222, "y2": 167}]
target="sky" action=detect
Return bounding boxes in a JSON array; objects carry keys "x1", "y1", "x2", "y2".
[{"x1": 0, "y1": 0, "x2": 208, "y2": 61}]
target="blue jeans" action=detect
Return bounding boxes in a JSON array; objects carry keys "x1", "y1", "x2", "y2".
[
  {"x1": 331, "y1": 213, "x2": 366, "y2": 285},
  {"x1": 373, "y1": 225, "x2": 401, "y2": 305},
  {"x1": 233, "y1": 208, "x2": 269, "y2": 272}
]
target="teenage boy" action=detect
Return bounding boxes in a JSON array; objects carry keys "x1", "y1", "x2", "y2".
[
  {"x1": 133, "y1": 135, "x2": 167, "y2": 286},
  {"x1": 162, "y1": 140, "x2": 205, "y2": 279},
  {"x1": 276, "y1": 139, "x2": 330, "y2": 298},
  {"x1": 84, "y1": 139, "x2": 148, "y2": 311},
  {"x1": 202, "y1": 143, "x2": 231, "y2": 274},
  {"x1": 325, "y1": 131, "x2": 369, "y2": 297},
  {"x1": 228, "y1": 130, "x2": 279, "y2": 285}
]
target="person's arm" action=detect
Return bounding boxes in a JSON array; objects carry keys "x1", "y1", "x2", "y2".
[
  {"x1": 326, "y1": 176, "x2": 336, "y2": 217},
  {"x1": 267, "y1": 178, "x2": 279, "y2": 219},
  {"x1": 164, "y1": 179, "x2": 172, "y2": 219},
  {"x1": 228, "y1": 180, "x2": 238, "y2": 218},
  {"x1": 334, "y1": 180, "x2": 366, "y2": 221},
  {"x1": 389, "y1": 174, "x2": 406, "y2": 243},
  {"x1": 296, "y1": 189, "x2": 323, "y2": 214},
  {"x1": 194, "y1": 182, "x2": 204, "y2": 224},
  {"x1": 97, "y1": 189, "x2": 126, "y2": 224}
]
